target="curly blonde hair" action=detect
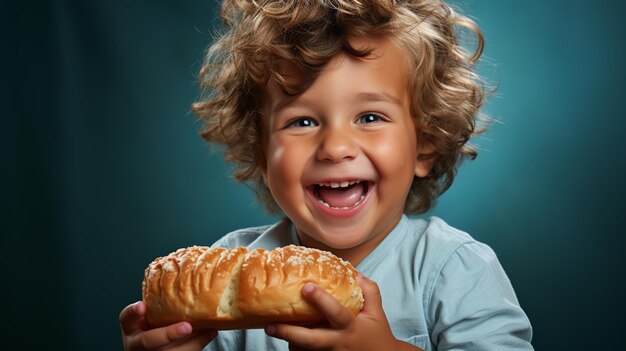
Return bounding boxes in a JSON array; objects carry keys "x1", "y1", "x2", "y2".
[{"x1": 192, "y1": 0, "x2": 488, "y2": 214}]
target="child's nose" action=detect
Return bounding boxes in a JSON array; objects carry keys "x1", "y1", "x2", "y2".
[{"x1": 316, "y1": 126, "x2": 358, "y2": 163}]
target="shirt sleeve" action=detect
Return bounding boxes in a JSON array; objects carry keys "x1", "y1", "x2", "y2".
[{"x1": 427, "y1": 242, "x2": 533, "y2": 350}]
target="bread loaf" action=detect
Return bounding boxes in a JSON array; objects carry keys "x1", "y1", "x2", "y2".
[{"x1": 142, "y1": 245, "x2": 364, "y2": 330}]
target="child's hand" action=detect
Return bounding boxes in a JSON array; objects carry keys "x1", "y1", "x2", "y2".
[
  {"x1": 264, "y1": 274, "x2": 423, "y2": 351},
  {"x1": 119, "y1": 301, "x2": 218, "y2": 351}
]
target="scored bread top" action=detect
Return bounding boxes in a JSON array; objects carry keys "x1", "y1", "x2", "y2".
[
  {"x1": 143, "y1": 246, "x2": 248, "y2": 327},
  {"x1": 238, "y1": 245, "x2": 363, "y2": 320},
  {"x1": 142, "y1": 245, "x2": 364, "y2": 329}
]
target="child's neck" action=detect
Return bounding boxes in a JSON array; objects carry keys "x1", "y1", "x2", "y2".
[{"x1": 295, "y1": 215, "x2": 402, "y2": 266}]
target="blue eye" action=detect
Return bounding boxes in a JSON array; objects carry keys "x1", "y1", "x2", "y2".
[
  {"x1": 288, "y1": 117, "x2": 318, "y2": 128},
  {"x1": 357, "y1": 113, "x2": 383, "y2": 124}
]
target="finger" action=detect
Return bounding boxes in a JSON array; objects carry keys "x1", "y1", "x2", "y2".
[
  {"x1": 266, "y1": 323, "x2": 338, "y2": 350},
  {"x1": 134, "y1": 322, "x2": 194, "y2": 350},
  {"x1": 301, "y1": 283, "x2": 353, "y2": 329},
  {"x1": 120, "y1": 301, "x2": 147, "y2": 335},
  {"x1": 357, "y1": 274, "x2": 383, "y2": 313}
]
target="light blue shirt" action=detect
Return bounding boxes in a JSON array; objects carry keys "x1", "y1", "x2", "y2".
[{"x1": 204, "y1": 215, "x2": 533, "y2": 350}]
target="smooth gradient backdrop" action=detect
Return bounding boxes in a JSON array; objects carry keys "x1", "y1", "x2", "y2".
[{"x1": 3, "y1": 0, "x2": 625, "y2": 350}]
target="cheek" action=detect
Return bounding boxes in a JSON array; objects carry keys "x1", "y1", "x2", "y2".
[
  {"x1": 264, "y1": 141, "x2": 311, "y2": 215},
  {"x1": 265, "y1": 141, "x2": 302, "y2": 188},
  {"x1": 371, "y1": 131, "x2": 418, "y2": 178},
  {"x1": 265, "y1": 144, "x2": 285, "y2": 184}
]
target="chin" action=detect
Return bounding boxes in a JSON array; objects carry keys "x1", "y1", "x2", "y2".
[{"x1": 312, "y1": 228, "x2": 371, "y2": 251}]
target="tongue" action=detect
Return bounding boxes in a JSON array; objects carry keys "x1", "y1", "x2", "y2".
[{"x1": 318, "y1": 183, "x2": 365, "y2": 208}]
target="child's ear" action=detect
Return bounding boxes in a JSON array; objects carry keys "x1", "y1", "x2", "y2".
[{"x1": 415, "y1": 142, "x2": 436, "y2": 178}]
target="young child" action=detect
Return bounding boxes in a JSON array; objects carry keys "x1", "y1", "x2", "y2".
[{"x1": 120, "y1": 1, "x2": 533, "y2": 350}]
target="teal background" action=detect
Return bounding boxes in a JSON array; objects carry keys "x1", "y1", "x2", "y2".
[{"x1": 3, "y1": 0, "x2": 625, "y2": 349}]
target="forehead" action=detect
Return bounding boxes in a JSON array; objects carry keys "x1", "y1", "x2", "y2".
[{"x1": 262, "y1": 36, "x2": 412, "y2": 113}]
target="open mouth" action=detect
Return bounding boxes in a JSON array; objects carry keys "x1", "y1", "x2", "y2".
[{"x1": 310, "y1": 180, "x2": 370, "y2": 210}]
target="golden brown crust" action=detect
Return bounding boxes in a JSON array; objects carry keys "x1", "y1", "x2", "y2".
[{"x1": 142, "y1": 245, "x2": 363, "y2": 330}]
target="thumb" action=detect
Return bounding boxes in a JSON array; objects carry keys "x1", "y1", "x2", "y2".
[
  {"x1": 119, "y1": 301, "x2": 147, "y2": 335},
  {"x1": 356, "y1": 273, "x2": 383, "y2": 313}
]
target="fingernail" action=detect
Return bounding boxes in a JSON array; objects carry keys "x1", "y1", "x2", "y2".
[
  {"x1": 178, "y1": 323, "x2": 192, "y2": 335},
  {"x1": 265, "y1": 324, "x2": 276, "y2": 336},
  {"x1": 303, "y1": 283, "x2": 315, "y2": 293},
  {"x1": 356, "y1": 273, "x2": 367, "y2": 283}
]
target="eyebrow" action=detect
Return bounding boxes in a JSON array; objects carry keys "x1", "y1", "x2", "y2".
[
  {"x1": 355, "y1": 91, "x2": 403, "y2": 106},
  {"x1": 270, "y1": 90, "x2": 403, "y2": 114},
  {"x1": 271, "y1": 94, "x2": 299, "y2": 113}
]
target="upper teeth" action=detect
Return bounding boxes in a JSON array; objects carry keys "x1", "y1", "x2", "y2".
[{"x1": 317, "y1": 180, "x2": 360, "y2": 188}]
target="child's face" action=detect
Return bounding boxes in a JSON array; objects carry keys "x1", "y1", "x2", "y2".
[{"x1": 261, "y1": 37, "x2": 433, "y2": 263}]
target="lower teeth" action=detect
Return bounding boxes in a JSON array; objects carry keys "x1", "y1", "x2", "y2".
[{"x1": 318, "y1": 195, "x2": 365, "y2": 209}]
